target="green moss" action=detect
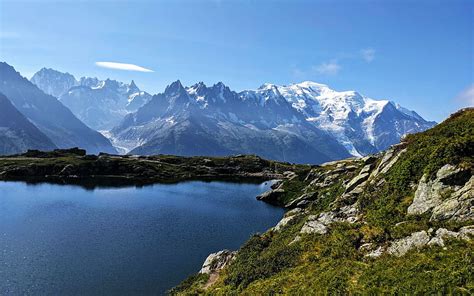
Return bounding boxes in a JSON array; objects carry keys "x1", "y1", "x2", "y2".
[
  {"x1": 358, "y1": 240, "x2": 474, "y2": 294},
  {"x1": 311, "y1": 180, "x2": 345, "y2": 212},
  {"x1": 279, "y1": 176, "x2": 310, "y2": 205},
  {"x1": 168, "y1": 273, "x2": 209, "y2": 295},
  {"x1": 223, "y1": 233, "x2": 302, "y2": 290}
]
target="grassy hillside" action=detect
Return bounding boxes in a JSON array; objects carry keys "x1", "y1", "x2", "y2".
[{"x1": 171, "y1": 108, "x2": 474, "y2": 295}]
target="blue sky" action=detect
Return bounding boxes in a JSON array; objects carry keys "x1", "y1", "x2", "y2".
[{"x1": 0, "y1": 0, "x2": 472, "y2": 121}]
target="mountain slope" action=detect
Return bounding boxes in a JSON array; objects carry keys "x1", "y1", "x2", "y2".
[
  {"x1": 31, "y1": 68, "x2": 152, "y2": 130},
  {"x1": 112, "y1": 81, "x2": 351, "y2": 164},
  {"x1": 0, "y1": 62, "x2": 116, "y2": 154},
  {"x1": 0, "y1": 93, "x2": 57, "y2": 155},
  {"x1": 172, "y1": 108, "x2": 473, "y2": 295}
]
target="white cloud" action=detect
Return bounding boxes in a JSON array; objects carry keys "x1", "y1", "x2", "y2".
[
  {"x1": 314, "y1": 60, "x2": 341, "y2": 75},
  {"x1": 455, "y1": 84, "x2": 474, "y2": 107},
  {"x1": 361, "y1": 48, "x2": 375, "y2": 63},
  {"x1": 95, "y1": 61, "x2": 154, "y2": 73}
]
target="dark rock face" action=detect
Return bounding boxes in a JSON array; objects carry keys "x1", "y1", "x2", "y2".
[
  {"x1": 0, "y1": 62, "x2": 116, "y2": 154},
  {"x1": 0, "y1": 93, "x2": 56, "y2": 155}
]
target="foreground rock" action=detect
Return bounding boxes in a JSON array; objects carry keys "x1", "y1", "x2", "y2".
[
  {"x1": 408, "y1": 164, "x2": 473, "y2": 221},
  {"x1": 387, "y1": 231, "x2": 431, "y2": 257},
  {"x1": 200, "y1": 250, "x2": 236, "y2": 274},
  {"x1": 362, "y1": 226, "x2": 474, "y2": 258},
  {"x1": 199, "y1": 249, "x2": 236, "y2": 289}
]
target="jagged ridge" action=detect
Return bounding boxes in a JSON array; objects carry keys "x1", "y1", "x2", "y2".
[
  {"x1": 30, "y1": 68, "x2": 152, "y2": 131},
  {"x1": 112, "y1": 80, "x2": 435, "y2": 163}
]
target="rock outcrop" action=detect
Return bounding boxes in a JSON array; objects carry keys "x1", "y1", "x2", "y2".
[
  {"x1": 299, "y1": 204, "x2": 360, "y2": 235},
  {"x1": 285, "y1": 192, "x2": 316, "y2": 208},
  {"x1": 364, "y1": 226, "x2": 474, "y2": 258},
  {"x1": 256, "y1": 188, "x2": 286, "y2": 204},
  {"x1": 408, "y1": 164, "x2": 473, "y2": 221},
  {"x1": 273, "y1": 208, "x2": 305, "y2": 232},
  {"x1": 387, "y1": 230, "x2": 431, "y2": 257},
  {"x1": 431, "y1": 176, "x2": 473, "y2": 221},
  {"x1": 427, "y1": 226, "x2": 474, "y2": 247},
  {"x1": 370, "y1": 143, "x2": 407, "y2": 178},
  {"x1": 273, "y1": 215, "x2": 298, "y2": 232},
  {"x1": 200, "y1": 250, "x2": 236, "y2": 274},
  {"x1": 300, "y1": 215, "x2": 328, "y2": 235}
]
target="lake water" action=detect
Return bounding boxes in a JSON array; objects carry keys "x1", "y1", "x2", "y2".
[{"x1": 0, "y1": 180, "x2": 283, "y2": 295}]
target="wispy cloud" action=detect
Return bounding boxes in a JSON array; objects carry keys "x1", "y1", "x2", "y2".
[
  {"x1": 361, "y1": 48, "x2": 375, "y2": 63},
  {"x1": 455, "y1": 84, "x2": 474, "y2": 107},
  {"x1": 95, "y1": 61, "x2": 154, "y2": 73},
  {"x1": 314, "y1": 60, "x2": 341, "y2": 75}
]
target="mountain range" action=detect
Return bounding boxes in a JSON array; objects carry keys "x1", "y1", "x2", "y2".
[
  {"x1": 0, "y1": 62, "x2": 436, "y2": 163},
  {"x1": 110, "y1": 80, "x2": 435, "y2": 163},
  {"x1": 0, "y1": 63, "x2": 116, "y2": 154},
  {"x1": 31, "y1": 68, "x2": 152, "y2": 130}
]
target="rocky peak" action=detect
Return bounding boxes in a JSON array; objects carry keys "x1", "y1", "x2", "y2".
[
  {"x1": 30, "y1": 68, "x2": 78, "y2": 97},
  {"x1": 102, "y1": 78, "x2": 121, "y2": 90},
  {"x1": 79, "y1": 77, "x2": 100, "y2": 88},
  {"x1": 165, "y1": 80, "x2": 186, "y2": 95},
  {"x1": 187, "y1": 81, "x2": 207, "y2": 95},
  {"x1": 213, "y1": 81, "x2": 226, "y2": 89}
]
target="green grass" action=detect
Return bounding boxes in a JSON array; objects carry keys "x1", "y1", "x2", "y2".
[
  {"x1": 360, "y1": 108, "x2": 474, "y2": 235},
  {"x1": 168, "y1": 273, "x2": 210, "y2": 295},
  {"x1": 172, "y1": 108, "x2": 474, "y2": 295}
]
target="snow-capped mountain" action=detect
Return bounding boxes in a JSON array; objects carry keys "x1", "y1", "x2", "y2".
[
  {"x1": 27, "y1": 65, "x2": 435, "y2": 163},
  {"x1": 111, "y1": 80, "x2": 351, "y2": 163},
  {"x1": 0, "y1": 62, "x2": 116, "y2": 154},
  {"x1": 264, "y1": 81, "x2": 436, "y2": 156},
  {"x1": 30, "y1": 68, "x2": 152, "y2": 130},
  {"x1": 111, "y1": 80, "x2": 435, "y2": 163},
  {"x1": 31, "y1": 68, "x2": 78, "y2": 98}
]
